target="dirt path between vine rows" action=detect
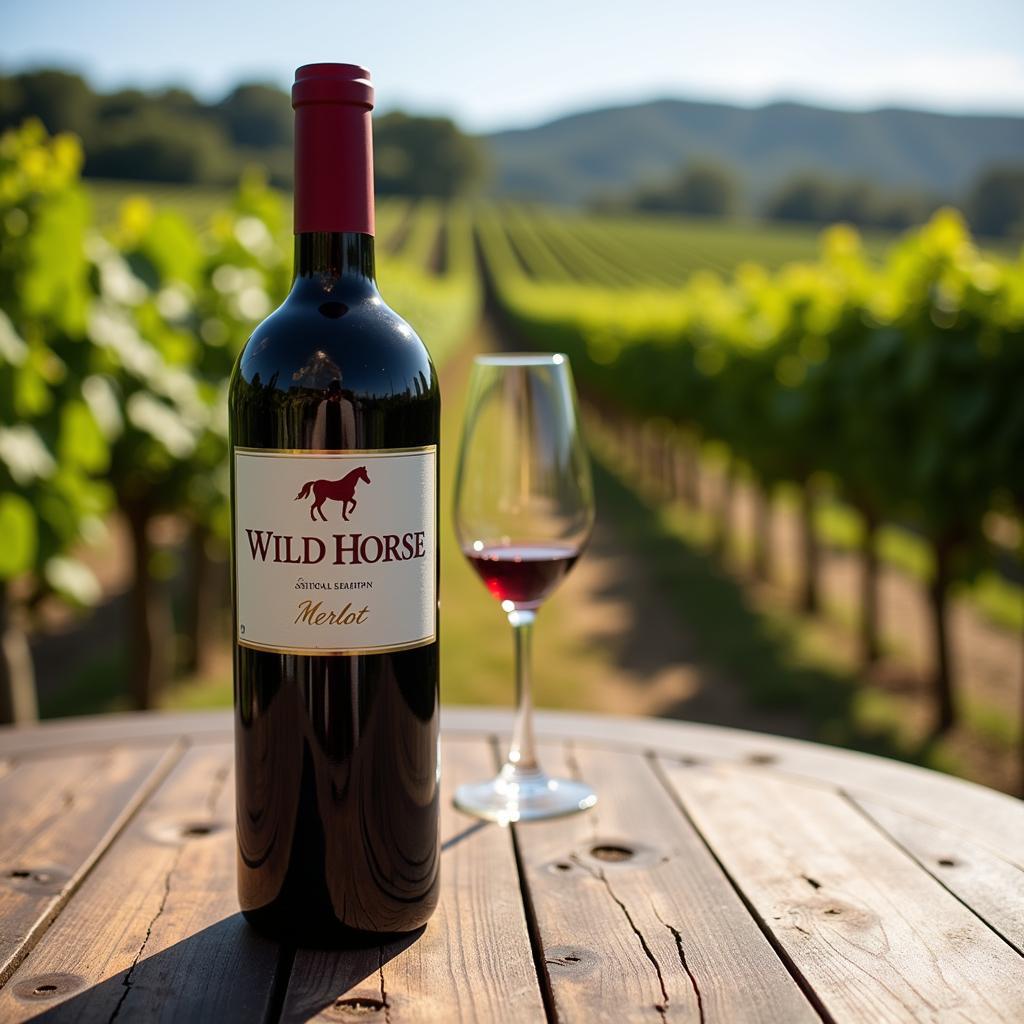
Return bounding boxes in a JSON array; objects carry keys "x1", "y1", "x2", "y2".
[{"x1": 730, "y1": 481, "x2": 1023, "y2": 790}]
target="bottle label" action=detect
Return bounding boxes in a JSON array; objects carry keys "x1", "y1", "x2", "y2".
[{"x1": 233, "y1": 445, "x2": 436, "y2": 655}]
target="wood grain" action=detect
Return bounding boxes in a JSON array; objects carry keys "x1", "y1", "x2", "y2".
[
  {"x1": 0, "y1": 742, "x2": 181, "y2": 985},
  {"x1": 509, "y1": 742, "x2": 816, "y2": 1023},
  {"x1": 443, "y1": 708, "x2": 1024, "y2": 866},
  {"x1": 1, "y1": 710, "x2": 1023, "y2": 1023},
  {"x1": 280, "y1": 737, "x2": 545, "y2": 1023},
  {"x1": 5, "y1": 708, "x2": 1022, "y2": 868},
  {"x1": 659, "y1": 760, "x2": 1024, "y2": 1023},
  {"x1": 853, "y1": 796, "x2": 1024, "y2": 954},
  {"x1": 0, "y1": 744, "x2": 282, "y2": 1023}
]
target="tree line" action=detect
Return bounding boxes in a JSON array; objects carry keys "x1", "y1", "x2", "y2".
[
  {"x1": 595, "y1": 158, "x2": 1024, "y2": 238},
  {"x1": 5, "y1": 68, "x2": 1020, "y2": 237},
  {"x1": 0, "y1": 68, "x2": 487, "y2": 196}
]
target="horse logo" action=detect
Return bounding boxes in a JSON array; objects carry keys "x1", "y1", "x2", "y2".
[{"x1": 295, "y1": 466, "x2": 371, "y2": 522}]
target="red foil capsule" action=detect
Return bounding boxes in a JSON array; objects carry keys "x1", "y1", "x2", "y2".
[{"x1": 291, "y1": 63, "x2": 375, "y2": 236}]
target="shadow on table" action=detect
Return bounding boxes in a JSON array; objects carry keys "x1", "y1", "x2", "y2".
[{"x1": 13, "y1": 914, "x2": 424, "y2": 1022}]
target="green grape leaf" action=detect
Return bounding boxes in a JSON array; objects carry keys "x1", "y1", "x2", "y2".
[
  {"x1": 0, "y1": 493, "x2": 37, "y2": 578},
  {"x1": 59, "y1": 398, "x2": 109, "y2": 473}
]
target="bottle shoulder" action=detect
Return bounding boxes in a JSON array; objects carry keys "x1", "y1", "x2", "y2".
[{"x1": 232, "y1": 285, "x2": 437, "y2": 400}]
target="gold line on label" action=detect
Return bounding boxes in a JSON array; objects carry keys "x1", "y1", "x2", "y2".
[
  {"x1": 234, "y1": 444, "x2": 437, "y2": 458},
  {"x1": 237, "y1": 632, "x2": 436, "y2": 657}
]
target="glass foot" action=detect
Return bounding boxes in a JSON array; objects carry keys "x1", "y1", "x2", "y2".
[{"x1": 454, "y1": 767, "x2": 597, "y2": 823}]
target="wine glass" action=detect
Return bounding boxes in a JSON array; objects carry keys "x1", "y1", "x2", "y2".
[{"x1": 453, "y1": 353, "x2": 597, "y2": 822}]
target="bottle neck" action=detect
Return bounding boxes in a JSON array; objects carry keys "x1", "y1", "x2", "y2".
[
  {"x1": 293, "y1": 232, "x2": 377, "y2": 287},
  {"x1": 293, "y1": 97, "x2": 374, "y2": 236},
  {"x1": 291, "y1": 71, "x2": 376, "y2": 294}
]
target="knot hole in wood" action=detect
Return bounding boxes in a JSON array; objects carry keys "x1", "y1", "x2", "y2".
[
  {"x1": 12, "y1": 973, "x2": 84, "y2": 1002},
  {"x1": 590, "y1": 844, "x2": 634, "y2": 862},
  {"x1": 332, "y1": 995, "x2": 387, "y2": 1016},
  {"x1": 146, "y1": 818, "x2": 225, "y2": 844},
  {"x1": 4, "y1": 865, "x2": 69, "y2": 893}
]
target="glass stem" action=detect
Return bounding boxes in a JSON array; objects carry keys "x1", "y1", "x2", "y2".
[{"x1": 505, "y1": 608, "x2": 539, "y2": 776}]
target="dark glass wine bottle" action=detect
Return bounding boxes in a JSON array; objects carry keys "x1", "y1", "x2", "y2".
[{"x1": 229, "y1": 63, "x2": 440, "y2": 944}]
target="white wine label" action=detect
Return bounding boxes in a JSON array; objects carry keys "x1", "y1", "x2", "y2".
[{"x1": 233, "y1": 445, "x2": 436, "y2": 655}]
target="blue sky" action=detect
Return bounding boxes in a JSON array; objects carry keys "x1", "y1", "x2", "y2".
[{"x1": 3, "y1": 0, "x2": 1023, "y2": 130}]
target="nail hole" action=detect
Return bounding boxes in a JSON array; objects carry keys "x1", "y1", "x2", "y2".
[
  {"x1": 825, "y1": 908, "x2": 841, "y2": 915},
  {"x1": 555, "y1": 862, "x2": 572, "y2": 872},
  {"x1": 146, "y1": 819, "x2": 221, "y2": 845},
  {"x1": 333, "y1": 996, "x2": 385, "y2": 1014},
  {"x1": 545, "y1": 948, "x2": 594, "y2": 970},
  {"x1": 13, "y1": 972, "x2": 83, "y2": 1001},
  {"x1": 9, "y1": 869, "x2": 30, "y2": 878},
  {"x1": 591, "y1": 844, "x2": 633, "y2": 862},
  {"x1": 938, "y1": 857, "x2": 957, "y2": 867}
]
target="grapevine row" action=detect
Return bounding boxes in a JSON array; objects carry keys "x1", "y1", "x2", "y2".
[
  {"x1": 479, "y1": 205, "x2": 1024, "y2": 732},
  {"x1": 0, "y1": 123, "x2": 478, "y2": 719}
]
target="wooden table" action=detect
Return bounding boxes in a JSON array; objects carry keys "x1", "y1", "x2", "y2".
[{"x1": 1, "y1": 708, "x2": 1023, "y2": 1023}]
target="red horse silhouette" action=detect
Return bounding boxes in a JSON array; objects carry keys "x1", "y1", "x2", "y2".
[{"x1": 295, "y1": 466, "x2": 371, "y2": 522}]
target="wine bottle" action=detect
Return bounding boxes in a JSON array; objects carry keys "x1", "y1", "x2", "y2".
[{"x1": 229, "y1": 63, "x2": 440, "y2": 943}]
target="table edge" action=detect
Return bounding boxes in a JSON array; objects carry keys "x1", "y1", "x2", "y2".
[{"x1": 1, "y1": 705, "x2": 1018, "y2": 812}]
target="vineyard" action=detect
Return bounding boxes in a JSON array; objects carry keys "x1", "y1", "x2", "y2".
[
  {"x1": 0, "y1": 123, "x2": 478, "y2": 719},
  {"x1": 2, "y1": 122, "x2": 1022, "y2": 789},
  {"x1": 478, "y1": 201, "x2": 1024, "y2": 732}
]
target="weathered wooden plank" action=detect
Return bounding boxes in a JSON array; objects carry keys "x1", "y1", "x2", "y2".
[
  {"x1": 508, "y1": 742, "x2": 816, "y2": 1023},
  {"x1": 0, "y1": 744, "x2": 282, "y2": 1023},
  {"x1": 0, "y1": 708, "x2": 1019, "y2": 1023},
  {"x1": 280, "y1": 736, "x2": 546, "y2": 1024},
  {"x1": 659, "y1": 760, "x2": 1024, "y2": 1023},
  {"x1": 5, "y1": 709, "x2": 1022, "y2": 870},
  {"x1": 0, "y1": 743, "x2": 181, "y2": 986},
  {"x1": 853, "y1": 796, "x2": 1024, "y2": 954},
  {"x1": 442, "y1": 708, "x2": 1024, "y2": 865}
]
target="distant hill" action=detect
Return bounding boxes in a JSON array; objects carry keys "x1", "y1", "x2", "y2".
[{"x1": 485, "y1": 98, "x2": 1024, "y2": 205}]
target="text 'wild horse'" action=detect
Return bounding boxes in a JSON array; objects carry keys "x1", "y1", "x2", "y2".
[{"x1": 295, "y1": 466, "x2": 371, "y2": 522}]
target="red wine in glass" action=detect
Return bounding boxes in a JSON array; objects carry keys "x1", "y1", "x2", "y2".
[{"x1": 464, "y1": 542, "x2": 580, "y2": 608}]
